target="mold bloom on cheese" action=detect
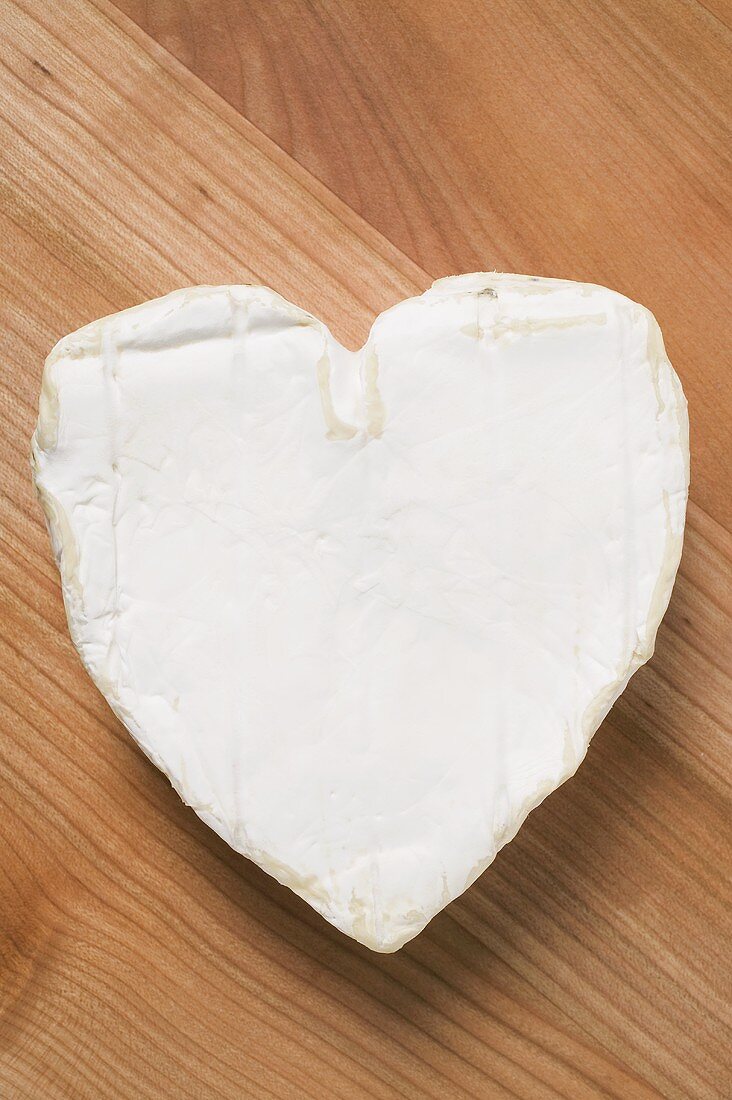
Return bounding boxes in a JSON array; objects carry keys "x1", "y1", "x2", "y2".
[{"x1": 31, "y1": 273, "x2": 689, "y2": 951}]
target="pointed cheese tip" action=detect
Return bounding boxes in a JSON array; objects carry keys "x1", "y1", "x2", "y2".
[
  {"x1": 342, "y1": 902, "x2": 433, "y2": 953},
  {"x1": 248, "y1": 845, "x2": 437, "y2": 952},
  {"x1": 291, "y1": 875, "x2": 432, "y2": 953},
  {"x1": 351, "y1": 924, "x2": 423, "y2": 954}
]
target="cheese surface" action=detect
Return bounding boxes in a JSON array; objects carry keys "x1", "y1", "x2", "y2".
[{"x1": 31, "y1": 273, "x2": 689, "y2": 951}]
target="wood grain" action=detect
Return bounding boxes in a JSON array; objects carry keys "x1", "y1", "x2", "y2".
[{"x1": 0, "y1": 1, "x2": 730, "y2": 1097}]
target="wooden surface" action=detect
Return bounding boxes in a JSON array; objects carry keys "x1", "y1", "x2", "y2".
[{"x1": 0, "y1": 1, "x2": 730, "y2": 1096}]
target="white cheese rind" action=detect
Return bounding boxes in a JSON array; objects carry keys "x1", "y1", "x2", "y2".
[{"x1": 31, "y1": 273, "x2": 689, "y2": 951}]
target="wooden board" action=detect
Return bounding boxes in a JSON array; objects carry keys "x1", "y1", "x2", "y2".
[{"x1": 0, "y1": 1, "x2": 730, "y2": 1096}]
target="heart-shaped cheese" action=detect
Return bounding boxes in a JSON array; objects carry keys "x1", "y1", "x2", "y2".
[{"x1": 32, "y1": 273, "x2": 688, "y2": 951}]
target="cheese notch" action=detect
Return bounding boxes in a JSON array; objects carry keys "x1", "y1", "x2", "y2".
[{"x1": 31, "y1": 274, "x2": 689, "y2": 951}]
